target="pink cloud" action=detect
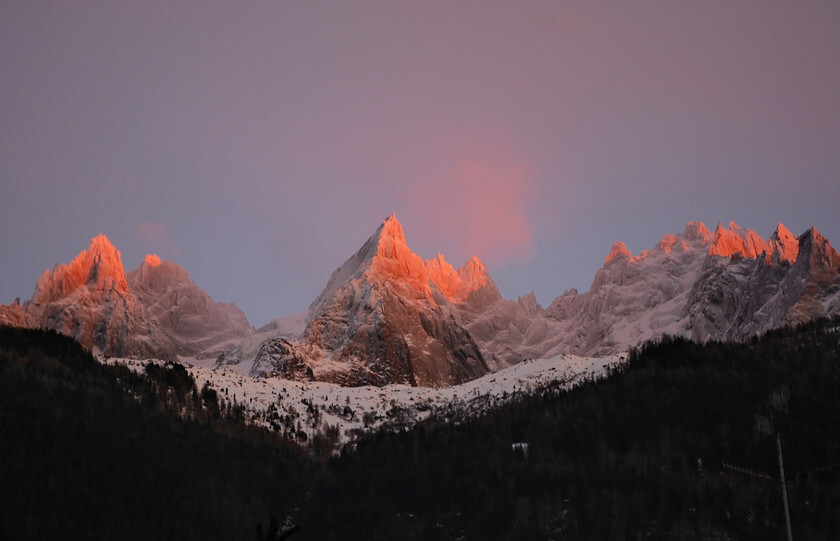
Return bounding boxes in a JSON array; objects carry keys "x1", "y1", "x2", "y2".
[
  {"x1": 134, "y1": 222, "x2": 180, "y2": 258},
  {"x1": 414, "y1": 156, "x2": 536, "y2": 265}
]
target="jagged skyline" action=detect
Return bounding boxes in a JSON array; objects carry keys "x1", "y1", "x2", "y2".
[
  {"x1": 5, "y1": 213, "x2": 837, "y2": 389},
  {"x1": 1, "y1": 2, "x2": 838, "y2": 327}
]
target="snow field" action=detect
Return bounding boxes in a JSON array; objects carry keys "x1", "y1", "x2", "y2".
[{"x1": 104, "y1": 353, "x2": 623, "y2": 452}]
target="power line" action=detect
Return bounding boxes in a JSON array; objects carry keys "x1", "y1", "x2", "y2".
[{"x1": 722, "y1": 460, "x2": 772, "y2": 481}]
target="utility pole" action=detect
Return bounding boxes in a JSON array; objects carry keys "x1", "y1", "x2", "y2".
[
  {"x1": 775, "y1": 431, "x2": 793, "y2": 541},
  {"x1": 752, "y1": 386, "x2": 793, "y2": 541}
]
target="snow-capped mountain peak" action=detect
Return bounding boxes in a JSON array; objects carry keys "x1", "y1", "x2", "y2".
[
  {"x1": 5, "y1": 235, "x2": 251, "y2": 360},
  {"x1": 708, "y1": 222, "x2": 768, "y2": 259},
  {"x1": 604, "y1": 241, "x2": 632, "y2": 265},
  {"x1": 682, "y1": 221, "x2": 713, "y2": 245},
  {"x1": 795, "y1": 227, "x2": 840, "y2": 285},
  {"x1": 768, "y1": 223, "x2": 798, "y2": 264},
  {"x1": 456, "y1": 255, "x2": 493, "y2": 297},
  {"x1": 129, "y1": 254, "x2": 191, "y2": 294},
  {"x1": 654, "y1": 222, "x2": 711, "y2": 255},
  {"x1": 126, "y1": 254, "x2": 251, "y2": 356},
  {"x1": 32, "y1": 234, "x2": 130, "y2": 304},
  {"x1": 143, "y1": 253, "x2": 162, "y2": 267},
  {"x1": 246, "y1": 214, "x2": 490, "y2": 387},
  {"x1": 367, "y1": 214, "x2": 431, "y2": 296},
  {"x1": 3, "y1": 218, "x2": 839, "y2": 392},
  {"x1": 308, "y1": 214, "x2": 433, "y2": 317},
  {"x1": 85, "y1": 234, "x2": 130, "y2": 293},
  {"x1": 424, "y1": 253, "x2": 461, "y2": 299},
  {"x1": 423, "y1": 253, "x2": 497, "y2": 304}
]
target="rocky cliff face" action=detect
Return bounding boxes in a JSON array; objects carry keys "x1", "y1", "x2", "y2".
[
  {"x1": 689, "y1": 225, "x2": 840, "y2": 341},
  {"x1": 469, "y1": 221, "x2": 840, "y2": 361},
  {"x1": 228, "y1": 218, "x2": 840, "y2": 383},
  {"x1": 19, "y1": 235, "x2": 162, "y2": 358},
  {"x1": 4, "y1": 219, "x2": 838, "y2": 388},
  {"x1": 4, "y1": 235, "x2": 251, "y2": 359},
  {"x1": 248, "y1": 215, "x2": 489, "y2": 387},
  {"x1": 128, "y1": 255, "x2": 251, "y2": 356},
  {"x1": 0, "y1": 299, "x2": 32, "y2": 328},
  {"x1": 460, "y1": 222, "x2": 715, "y2": 364}
]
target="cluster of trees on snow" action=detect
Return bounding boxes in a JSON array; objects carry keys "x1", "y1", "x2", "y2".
[{"x1": 2, "y1": 317, "x2": 839, "y2": 539}]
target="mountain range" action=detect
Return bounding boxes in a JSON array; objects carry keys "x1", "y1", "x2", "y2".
[
  {"x1": 0, "y1": 235, "x2": 251, "y2": 360},
  {"x1": 2, "y1": 216, "x2": 839, "y2": 387}
]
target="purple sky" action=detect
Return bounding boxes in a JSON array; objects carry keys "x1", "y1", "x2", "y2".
[{"x1": 2, "y1": 1, "x2": 839, "y2": 328}]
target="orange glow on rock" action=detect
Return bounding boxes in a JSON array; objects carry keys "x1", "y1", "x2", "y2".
[
  {"x1": 708, "y1": 222, "x2": 769, "y2": 259},
  {"x1": 768, "y1": 223, "x2": 799, "y2": 264},
  {"x1": 658, "y1": 234, "x2": 677, "y2": 253},
  {"x1": 363, "y1": 215, "x2": 495, "y2": 305},
  {"x1": 456, "y1": 256, "x2": 490, "y2": 298},
  {"x1": 604, "y1": 241, "x2": 632, "y2": 265},
  {"x1": 425, "y1": 253, "x2": 462, "y2": 299},
  {"x1": 32, "y1": 234, "x2": 129, "y2": 303},
  {"x1": 367, "y1": 215, "x2": 435, "y2": 299},
  {"x1": 144, "y1": 254, "x2": 162, "y2": 267}
]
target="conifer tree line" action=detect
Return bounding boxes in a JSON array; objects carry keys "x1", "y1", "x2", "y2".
[{"x1": 1, "y1": 317, "x2": 839, "y2": 539}]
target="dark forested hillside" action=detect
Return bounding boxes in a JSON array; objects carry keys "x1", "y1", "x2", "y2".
[
  {"x1": 2, "y1": 319, "x2": 839, "y2": 540},
  {"x1": 301, "y1": 317, "x2": 840, "y2": 540},
  {"x1": 0, "y1": 327, "x2": 312, "y2": 540}
]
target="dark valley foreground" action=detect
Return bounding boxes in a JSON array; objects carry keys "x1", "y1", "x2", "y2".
[{"x1": 2, "y1": 318, "x2": 839, "y2": 540}]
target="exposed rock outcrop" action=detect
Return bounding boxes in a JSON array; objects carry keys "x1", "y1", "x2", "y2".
[
  {"x1": 471, "y1": 221, "x2": 840, "y2": 360},
  {"x1": 128, "y1": 254, "x2": 251, "y2": 356},
  {"x1": 249, "y1": 215, "x2": 489, "y2": 387},
  {"x1": 4, "y1": 218, "x2": 839, "y2": 389},
  {"x1": 4, "y1": 235, "x2": 251, "y2": 359}
]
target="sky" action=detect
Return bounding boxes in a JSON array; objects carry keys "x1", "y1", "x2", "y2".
[{"x1": 2, "y1": 1, "x2": 839, "y2": 328}]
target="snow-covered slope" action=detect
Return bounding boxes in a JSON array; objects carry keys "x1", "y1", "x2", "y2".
[{"x1": 113, "y1": 351, "x2": 620, "y2": 452}]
